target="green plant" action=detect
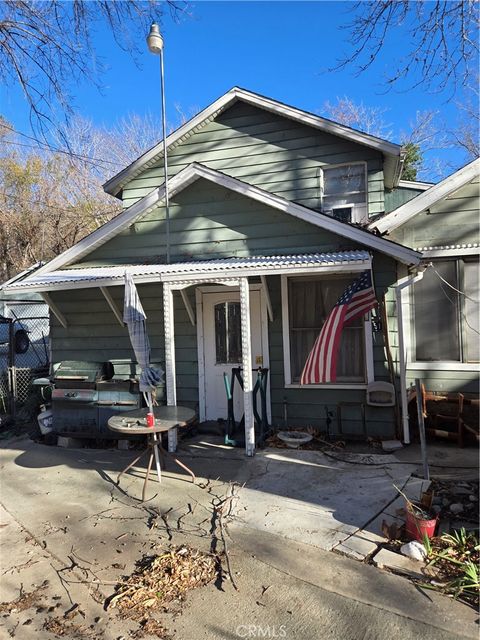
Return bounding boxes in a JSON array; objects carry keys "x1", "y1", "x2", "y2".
[
  {"x1": 447, "y1": 561, "x2": 479, "y2": 601},
  {"x1": 425, "y1": 527, "x2": 480, "y2": 607},
  {"x1": 441, "y1": 527, "x2": 479, "y2": 554},
  {"x1": 422, "y1": 532, "x2": 433, "y2": 557}
]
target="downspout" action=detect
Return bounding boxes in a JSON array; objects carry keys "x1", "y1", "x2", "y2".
[{"x1": 393, "y1": 270, "x2": 425, "y2": 444}]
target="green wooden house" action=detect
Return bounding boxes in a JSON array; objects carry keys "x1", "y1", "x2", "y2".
[
  {"x1": 4, "y1": 88, "x2": 432, "y2": 453},
  {"x1": 369, "y1": 159, "x2": 479, "y2": 420}
]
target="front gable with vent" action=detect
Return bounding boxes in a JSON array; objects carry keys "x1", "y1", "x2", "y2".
[{"x1": 107, "y1": 88, "x2": 403, "y2": 225}]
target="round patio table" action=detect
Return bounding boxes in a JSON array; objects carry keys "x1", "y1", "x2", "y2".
[{"x1": 108, "y1": 405, "x2": 196, "y2": 501}]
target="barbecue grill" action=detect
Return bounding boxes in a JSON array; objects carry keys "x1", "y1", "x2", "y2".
[{"x1": 51, "y1": 360, "x2": 164, "y2": 437}]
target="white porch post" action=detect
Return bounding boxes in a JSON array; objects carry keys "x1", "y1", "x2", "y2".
[
  {"x1": 163, "y1": 282, "x2": 178, "y2": 452},
  {"x1": 240, "y1": 277, "x2": 255, "y2": 456}
]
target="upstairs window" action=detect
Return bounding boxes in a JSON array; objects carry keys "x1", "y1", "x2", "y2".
[{"x1": 320, "y1": 163, "x2": 368, "y2": 224}]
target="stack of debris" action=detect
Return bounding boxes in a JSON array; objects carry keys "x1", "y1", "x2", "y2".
[{"x1": 431, "y1": 479, "x2": 479, "y2": 535}]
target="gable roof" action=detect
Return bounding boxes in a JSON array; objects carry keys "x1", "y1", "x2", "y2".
[
  {"x1": 103, "y1": 87, "x2": 403, "y2": 197},
  {"x1": 370, "y1": 158, "x2": 480, "y2": 234},
  {"x1": 33, "y1": 163, "x2": 420, "y2": 279}
]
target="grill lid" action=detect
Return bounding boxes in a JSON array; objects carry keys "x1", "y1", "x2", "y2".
[{"x1": 54, "y1": 361, "x2": 111, "y2": 384}]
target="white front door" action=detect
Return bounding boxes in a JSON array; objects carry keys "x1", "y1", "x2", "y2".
[{"x1": 200, "y1": 287, "x2": 269, "y2": 422}]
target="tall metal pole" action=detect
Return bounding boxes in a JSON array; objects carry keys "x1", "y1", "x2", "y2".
[
  {"x1": 159, "y1": 48, "x2": 170, "y2": 264},
  {"x1": 147, "y1": 23, "x2": 170, "y2": 264}
]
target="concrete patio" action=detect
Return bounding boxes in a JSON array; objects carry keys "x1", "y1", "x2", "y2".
[{"x1": 0, "y1": 433, "x2": 478, "y2": 639}]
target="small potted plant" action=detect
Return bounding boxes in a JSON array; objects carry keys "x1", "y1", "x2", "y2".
[{"x1": 394, "y1": 485, "x2": 438, "y2": 541}]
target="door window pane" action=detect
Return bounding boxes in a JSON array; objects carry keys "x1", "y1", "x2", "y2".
[
  {"x1": 214, "y1": 302, "x2": 242, "y2": 364},
  {"x1": 414, "y1": 261, "x2": 460, "y2": 361},
  {"x1": 288, "y1": 276, "x2": 365, "y2": 383},
  {"x1": 464, "y1": 261, "x2": 479, "y2": 363}
]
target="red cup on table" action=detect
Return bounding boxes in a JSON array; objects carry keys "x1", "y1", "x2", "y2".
[{"x1": 146, "y1": 412, "x2": 155, "y2": 428}]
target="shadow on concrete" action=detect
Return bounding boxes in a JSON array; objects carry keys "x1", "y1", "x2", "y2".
[{"x1": 4, "y1": 432, "x2": 418, "y2": 551}]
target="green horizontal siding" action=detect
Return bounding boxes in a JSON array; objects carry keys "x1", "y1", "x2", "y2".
[
  {"x1": 406, "y1": 369, "x2": 479, "y2": 395},
  {"x1": 388, "y1": 177, "x2": 479, "y2": 398},
  {"x1": 391, "y1": 178, "x2": 480, "y2": 248},
  {"x1": 121, "y1": 101, "x2": 385, "y2": 216},
  {"x1": 78, "y1": 178, "x2": 363, "y2": 266},
  {"x1": 50, "y1": 254, "x2": 398, "y2": 438},
  {"x1": 49, "y1": 285, "x2": 198, "y2": 411},
  {"x1": 384, "y1": 185, "x2": 425, "y2": 213},
  {"x1": 265, "y1": 267, "x2": 396, "y2": 438}
]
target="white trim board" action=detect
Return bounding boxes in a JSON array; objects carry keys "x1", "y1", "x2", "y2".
[
  {"x1": 417, "y1": 245, "x2": 480, "y2": 258},
  {"x1": 398, "y1": 179, "x2": 433, "y2": 191},
  {"x1": 9, "y1": 256, "x2": 373, "y2": 294},
  {"x1": 370, "y1": 158, "x2": 480, "y2": 234},
  {"x1": 103, "y1": 86, "x2": 402, "y2": 197},
  {"x1": 30, "y1": 163, "x2": 420, "y2": 281},
  {"x1": 407, "y1": 362, "x2": 479, "y2": 372}
]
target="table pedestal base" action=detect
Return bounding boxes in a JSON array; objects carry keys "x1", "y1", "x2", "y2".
[{"x1": 117, "y1": 434, "x2": 196, "y2": 501}]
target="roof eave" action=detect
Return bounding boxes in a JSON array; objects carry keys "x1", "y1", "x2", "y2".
[{"x1": 370, "y1": 158, "x2": 480, "y2": 234}]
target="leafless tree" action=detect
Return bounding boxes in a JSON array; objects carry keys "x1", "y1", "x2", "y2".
[
  {"x1": 335, "y1": 1, "x2": 479, "y2": 95},
  {"x1": 322, "y1": 96, "x2": 449, "y2": 180},
  {"x1": 0, "y1": 110, "x2": 173, "y2": 281},
  {"x1": 0, "y1": 0, "x2": 189, "y2": 141},
  {"x1": 450, "y1": 74, "x2": 480, "y2": 160},
  {"x1": 322, "y1": 96, "x2": 393, "y2": 139}
]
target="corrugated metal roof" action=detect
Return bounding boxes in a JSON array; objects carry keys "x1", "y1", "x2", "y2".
[
  {"x1": 3, "y1": 251, "x2": 371, "y2": 292},
  {"x1": 414, "y1": 243, "x2": 479, "y2": 252}
]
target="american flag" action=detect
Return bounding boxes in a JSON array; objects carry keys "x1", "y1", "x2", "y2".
[{"x1": 300, "y1": 270, "x2": 377, "y2": 384}]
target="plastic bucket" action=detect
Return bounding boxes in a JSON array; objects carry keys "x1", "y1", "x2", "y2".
[
  {"x1": 405, "y1": 504, "x2": 438, "y2": 541},
  {"x1": 37, "y1": 409, "x2": 53, "y2": 435}
]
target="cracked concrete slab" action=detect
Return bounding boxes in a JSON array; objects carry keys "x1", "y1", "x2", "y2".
[
  {"x1": 232, "y1": 449, "x2": 413, "y2": 550},
  {"x1": 0, "y1": 435, "x2": 477, "y2": 640},
  {"x1": 334, "y1": 533, "x2": 379, "y2": 560}
]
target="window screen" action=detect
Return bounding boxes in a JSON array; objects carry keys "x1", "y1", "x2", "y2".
[
  {"x1": 464, "y1": 260, "x2": 479, "y2": 363},
  {"x1": 288, "y1": 276, "x2": 365, "y2": 383},
  {"x1": 322, "y1": 164, "x2": 367, "y2": 222},
  {"x1": 414, "y1": 262, "x2": 460, "y2": 361}
]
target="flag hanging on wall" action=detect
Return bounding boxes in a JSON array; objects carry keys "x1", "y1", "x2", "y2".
[{"x1": 300, "y1": 270, "x2": 377, "y2": 384}]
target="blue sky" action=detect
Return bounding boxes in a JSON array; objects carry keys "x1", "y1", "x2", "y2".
[{"x1": 1, "y1": 1, "x2": 472, "y2": 179}]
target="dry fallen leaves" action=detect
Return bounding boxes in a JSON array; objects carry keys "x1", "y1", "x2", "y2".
[
  {"x1": 106, "y1": 545, "x2": 217, "y2": 636},
  {"x1": 0, "y1": 581, "x2": 48, "y2": 614}
]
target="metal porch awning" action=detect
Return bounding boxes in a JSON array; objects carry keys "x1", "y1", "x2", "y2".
[{"x1": 0, "y1": 251, "x2": 372, "y2": 294}]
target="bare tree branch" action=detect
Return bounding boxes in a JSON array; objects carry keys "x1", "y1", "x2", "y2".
[
  {"x1": 0, "y1": 111, "x2": 167, "y2": 280},
  {"x1": 0, "y1": 0, "x2": 189, "y2": 142},
  {"x1": 334, "y1": 1, "x2": 479, "y2": 96}
]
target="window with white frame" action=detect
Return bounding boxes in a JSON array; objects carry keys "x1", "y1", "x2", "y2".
[
  {"x1": 284, "y1": 274, "x2": 371, "y2": 385},
  {"x1": 320, "y1": 163, "x2": 368, "y2": 224},
  {"x1": 413, "y1": 258, "x2": 479, "y2": 363}
]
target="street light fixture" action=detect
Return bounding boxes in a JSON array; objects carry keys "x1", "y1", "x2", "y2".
[{"x1": 147, "y1": 22, "x2": 170, "y2": 263}]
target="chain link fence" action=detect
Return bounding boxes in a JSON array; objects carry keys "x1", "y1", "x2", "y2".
[{"x1": 0, "y1": 301, "x2": 49, "y2": 421}]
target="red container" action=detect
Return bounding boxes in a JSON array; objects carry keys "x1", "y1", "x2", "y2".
[
  {"x1": 146, "y1": 412, "x2": 155, "y2": 428},
  {"x1": 405, "y1": 504, "x2": 438, "y2": 541}
]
